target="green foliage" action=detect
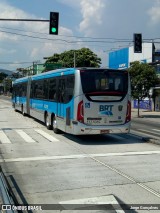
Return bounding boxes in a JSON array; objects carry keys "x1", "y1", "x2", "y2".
[
  {"x1": 3, "y1": 78, "x2": 12, "y2": 93},
  {"x1": 45, "y1": 48, "x2": 101, "y2": 68},
  {"x1": 128, "y1": 61, "x2": 159, "y2": 100},
  {"x1": 0, "y1": 72, "x2": 7, "y2": 83}
]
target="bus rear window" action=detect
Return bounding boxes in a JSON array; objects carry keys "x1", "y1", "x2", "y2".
[{"x1": 80, "y1": 69, "x2": 128, "y2": 94}]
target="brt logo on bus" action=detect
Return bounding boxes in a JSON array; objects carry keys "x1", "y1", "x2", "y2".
[{"x1": 99, "y1": 105, "x2": 113, "y2": 116}]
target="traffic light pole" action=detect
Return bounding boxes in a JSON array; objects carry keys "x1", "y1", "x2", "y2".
[
  {"x1": 0, "y1": 18, "x2": 49, "y2": 22},
  {"x1": 0, "y1": 13, "x2": 59, "y2": 35}
]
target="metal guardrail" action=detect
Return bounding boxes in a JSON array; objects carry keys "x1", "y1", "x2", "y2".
[{"x1": 0, "y1": 166, "x2": 18, "y2": 213}]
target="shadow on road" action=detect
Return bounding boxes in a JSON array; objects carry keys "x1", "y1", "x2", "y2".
[{"x1": 64, "y1": 133, "x2": 144, "y2": 146}]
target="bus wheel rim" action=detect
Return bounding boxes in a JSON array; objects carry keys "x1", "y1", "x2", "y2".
[
  {"x1": 46, "y1": 115, "x2": 49, "y2": 126},
  {"x1": 53, "y1": 118, "x2": 57, "y2": 129}
]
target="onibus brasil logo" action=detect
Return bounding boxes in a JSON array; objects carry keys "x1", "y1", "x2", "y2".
[{"x1": 99, "y1": 105, "x2": 113, "y2": 116}]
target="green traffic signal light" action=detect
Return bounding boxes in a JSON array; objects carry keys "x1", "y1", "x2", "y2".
[
  {"x1": 49, "y1": 12, "x2": 59, "y2": 35},
  {"x1": 51, "y1": 27, "x2": 57, "y2": 33}
]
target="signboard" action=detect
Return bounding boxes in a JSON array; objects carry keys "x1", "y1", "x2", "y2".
[
  {"x1": 109, "y1": 48, "x2": 129, "y2": 69},
  {"x1": 45, "y1": 63, "x2": 62, "y2": 70},
  {"x1": 134, "y1": 100, "x2": 152, "y2": 110}
]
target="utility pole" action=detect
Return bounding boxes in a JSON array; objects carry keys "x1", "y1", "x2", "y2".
[{"x1": 74, "y1": 52, "x2": 76, "y2": 68}]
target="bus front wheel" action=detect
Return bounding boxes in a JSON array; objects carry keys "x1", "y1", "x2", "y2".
[
  {"x1": 53, "y1": 116, "x2": 60, "y2": 134},
  {"x1": 21, "y1": 105, "x2": 25, "y2": 116},
  {"x1": 45, "y1": 113, "x2": 52, "y2": 130}
]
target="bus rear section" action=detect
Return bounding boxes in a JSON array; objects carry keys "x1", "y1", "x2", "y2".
[{"x1": 73, "y1": 68, "x2": 131, "y2": 135}]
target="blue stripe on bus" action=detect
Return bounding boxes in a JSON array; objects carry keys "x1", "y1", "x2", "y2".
[
  {"x1": 30, "y1": 98, "x2": 74, "y2": 119},
  {"x1": 14, "y1": 78, "x2": 28, "y2": 84}
]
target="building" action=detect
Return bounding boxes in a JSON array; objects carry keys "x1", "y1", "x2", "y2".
[
  {"x1": 109, "y1": 43, "x2": 154, "y2": 69},
  {"x1": 108, "y1": 43, "x2": 160, "y2": 111}
]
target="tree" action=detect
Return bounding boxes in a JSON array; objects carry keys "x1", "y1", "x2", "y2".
[
  {"x1": 128, "y1": 61, "x2": 159, "y2": 117},
  {"x1": 3, "y1": 78, "x2": 12, "y2": 94},
  {"x1": 0, "y1": 72, "x2": 7, "y2": 83},
  {"x1": 44, "y1": 48, "x2": 101, "y2": 69}
]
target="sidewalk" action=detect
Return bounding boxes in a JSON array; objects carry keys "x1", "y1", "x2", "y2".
[{"x1": 131, "y1": 108, "x2": 160, "y2": 124}]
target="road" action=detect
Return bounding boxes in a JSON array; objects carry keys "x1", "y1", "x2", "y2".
[
  {"x1": 0, "y1": 96, "x2": 160, "y2": 213},
  {"x1": 131, "y1": 118, "x2": 160, "y2": 140}
]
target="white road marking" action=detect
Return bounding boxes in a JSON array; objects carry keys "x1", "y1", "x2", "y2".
[
  {"x1": 137, "y1": 183, "x2": 160, "y2": 198},
  {"x1": 152, "y1": 129, "x2": 160, "y2": 132},
  {"x1": 91, "y1": 156, "x2": 160, "y2": 199},
  {"x1": 0, "y1": 150, "x2": 160, "y2": 163},
  {"x1": 34, "y1": 129, "x2": 59, "y2": 142},
  {"x1": 15, "y1": 129, "x2": 36, "y2": 143},
  {"x1": 0, "y1": 100, "x2": 11, "y2": 104},
  {"x1": 60, "y1": 195, "x2": 124, "y2": 213},
  {"x1": 0, "y1": 130, "x2": 11, "y2": 144}
]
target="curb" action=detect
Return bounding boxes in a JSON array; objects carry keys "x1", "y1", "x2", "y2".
[
  {"x1": 130, "y1": 130, "x2": 160, "y2": 145},
  {"x1": 148, "y1": 138, "x2": 160, "y2": 146}
]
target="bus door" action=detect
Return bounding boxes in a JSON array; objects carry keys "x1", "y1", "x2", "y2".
[
  {"x1": 26, "y1": 78, "x2": 31, "y2": 115},
  {"x1": 57, "y1": 78, "x2": 66, "y2": 131},
  {"x1": 12, "y1": 84, "x2": 17, "y2": 107},
  {"x1": 15, "y1": 84, "x2": 20, "y2": 110}
]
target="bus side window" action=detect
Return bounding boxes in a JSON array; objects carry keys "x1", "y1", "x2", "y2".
[
  {"x1": 57, "y1": 78, "x2": 65, "y2": 103},
  {"x1": 36, "y1": 80, "x2": 44, "y2": 99},
  {"x1": 65, "y1": 75, "x2": 74, "y2": 103},
  {"x1": 49, "y1": 78, "x2": 56, "y2": 101},
  {"x1": 44, "y1": 79, "x2": 49, "y2": 100},
  {"x1": 16, "y1": 85, "x2": 19, "y2": 96},
  {"x1": 12, "y1": 85, "x2": 15, "y2": 98},
  {"x1": 30, "y1": 82, "x2": 34, "y2": 98}
]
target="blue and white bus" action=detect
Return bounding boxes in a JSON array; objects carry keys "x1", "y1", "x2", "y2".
[{"x1": 12, "y1": 68, "x2": 131, "y2": 135}]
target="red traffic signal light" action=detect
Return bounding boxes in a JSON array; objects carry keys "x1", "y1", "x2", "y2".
[
  {"x1": 49, "y1": 12, "x2": 59, "y2": 35},
  {"x1": 134, "y1": 33, "x2": 142, "y2": 53}
]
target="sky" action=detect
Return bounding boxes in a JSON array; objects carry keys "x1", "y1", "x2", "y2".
[{"x1": 0, "y1": 0, "x2": 160, "y2": 71}]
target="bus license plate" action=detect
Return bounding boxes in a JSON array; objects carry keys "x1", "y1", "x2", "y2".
[{"x1": 101, "y1": 130, "x2": 110, "y2": 134}]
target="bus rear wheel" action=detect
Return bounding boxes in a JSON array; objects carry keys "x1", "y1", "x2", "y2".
[
  {"x1": 53, "y1": 116, "x2": 60, "y2": 134},
  {"x1": 45, "y1": 113, "x2": 52, "y2": 130},
  {"x1": 21, "y1": 105, "x2": 25, "y2": 116}
]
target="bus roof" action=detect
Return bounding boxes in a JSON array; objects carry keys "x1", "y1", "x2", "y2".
[
  {"x1": 13, "y1": 67, "x2": 128, "y2": 84},
  {"x1": 31, "y1": 68, "x2": 76, "y2": 80}
]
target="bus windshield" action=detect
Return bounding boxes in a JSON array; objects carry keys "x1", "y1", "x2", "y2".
[{"x1": 80, "y1": 69, "x2": 128, "y2": 94}]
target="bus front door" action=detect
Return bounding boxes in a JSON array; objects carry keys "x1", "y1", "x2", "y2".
[{"x1": 57, "y1": 78, "x2": 65, "y2": 131}]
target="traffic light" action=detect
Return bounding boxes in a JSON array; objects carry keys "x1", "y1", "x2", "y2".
[
  {"x1": 49, "y1": 12, "x2": 59, "y2": 35},
  {"x1": 134, "y1": 33, "x2": 142, "y2": 53}
]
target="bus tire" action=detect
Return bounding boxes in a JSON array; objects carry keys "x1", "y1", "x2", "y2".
[
  {"x1": 21, "y1": 105, "x2": 25, "y2": 116},
  {"x1": 45, "y1": 113, "x2": 52, "y2": 130},
  {"x1": 53, "y1": 116, "x2": 60, "y2": 134}
]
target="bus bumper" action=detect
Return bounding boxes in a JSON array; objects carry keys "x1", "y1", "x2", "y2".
[{"x1": 72, "y1": 122, "x2": 131, "y2": 135}]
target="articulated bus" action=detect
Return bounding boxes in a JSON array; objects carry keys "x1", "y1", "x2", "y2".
[{"x1": 12, "y1": 68, "x2": 131, "y2": 135}]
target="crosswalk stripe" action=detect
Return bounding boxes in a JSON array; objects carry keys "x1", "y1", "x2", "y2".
[
  {"x1": 152, "y1": 129, "x2": 160, "y2": 132},
  {"x1": 0, "y1": 130, "x2": 11, "y2": 144},
  {"x1": 139, "y1": 128, "x2": 160, "y2": 134},
  {"x1": 34, "y1": 129, "x2": 59, "y2": 142},
  {"x1": 59, "y1": 195, "x2": 125, "y2": 213},
  {"x1": 15, "y1": 130, "x2": 36, "y2": 143},
  {"x1": 131, "y1": 129, "x2": 160, "y2": 140}
]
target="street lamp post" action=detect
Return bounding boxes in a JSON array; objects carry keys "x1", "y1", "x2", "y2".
[{"x1": 74, "y1": 52, "x2": 76, "y2": 68}]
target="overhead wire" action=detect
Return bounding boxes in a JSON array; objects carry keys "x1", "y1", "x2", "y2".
[
  {"x1": 0, "y1": 28, "x2": 132, "y2": 44},
  {"x1": 0, "y1": 26, "x2": 132, "y2": 41}
]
